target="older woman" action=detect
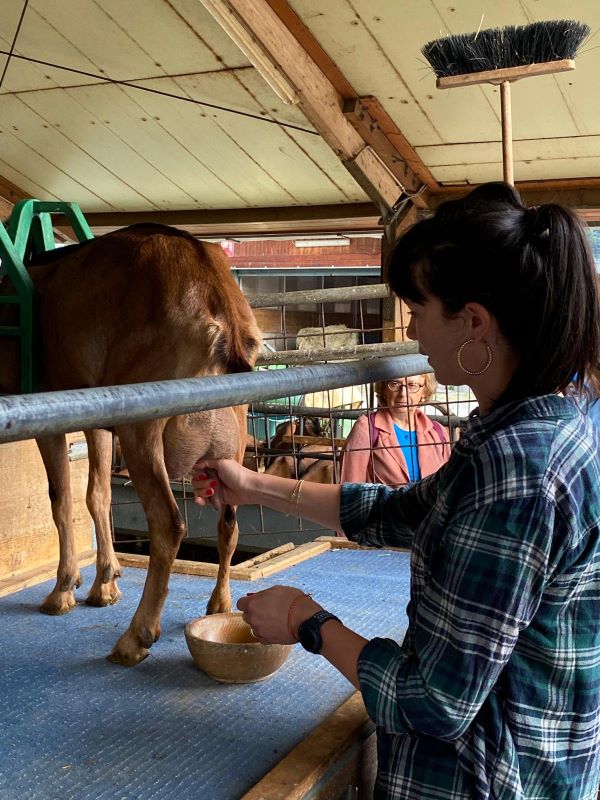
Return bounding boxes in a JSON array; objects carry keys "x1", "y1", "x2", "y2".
[{"x1": 339, "y1": 373, "x2": 450, "y2": 487}]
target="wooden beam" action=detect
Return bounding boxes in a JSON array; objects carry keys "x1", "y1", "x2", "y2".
[
  {"x1": 0, "y1": 174, "x2": 30, "y2": 219},
  {"x1": 241, "y1": 692, "x2": 373, "y2": 800},
  {"x1": 343, "y1": 97, "x2": 437, "y2": 207},
  {"x1": 431, "y1": 177, "x2": 600, "y2": 211},
  {"x1": 212, "y1": 0, "x2": 417, "y2": 212},
  {"x1": 265, "y1": 0, "x2": 355, "y2": 98},
  {"x1": 265, "y1": 2, "x2": 434, "y2": 212},
  {"x1": 78, "y1": 202, "x2": 382, "y2": 237}
]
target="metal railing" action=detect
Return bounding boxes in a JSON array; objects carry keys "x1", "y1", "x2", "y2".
[{"x1": 0, "y1": 354, "x2": 431, "y2": 444}]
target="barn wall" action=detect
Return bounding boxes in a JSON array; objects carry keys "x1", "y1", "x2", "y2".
[{"x1": 0, "y1": 435, "x2": 94, "y2": 582}]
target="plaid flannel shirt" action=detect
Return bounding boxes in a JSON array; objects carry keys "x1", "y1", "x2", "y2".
[{"x1": 340, "y1": 395, "x2": 600, "y2": 800}]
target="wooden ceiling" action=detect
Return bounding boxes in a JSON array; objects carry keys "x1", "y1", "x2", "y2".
[{"x1": 1, "y1": 0, "x2": 600, "y2": 236}]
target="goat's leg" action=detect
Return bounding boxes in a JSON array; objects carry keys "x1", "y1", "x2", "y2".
[
  {"x1": 36, "y1": 434, "x2": 81, "y2": 615},
  {"x1": 107, "y1": 422, "x2": 184, "y2": 666},
  {"x1": 84, "y1": 429, "x2": 123, "y2": 607},
  {"x1": 206, "y1": 504, "x2": 239, "y2": 614},
  {"x1": 206, "y1": 405, "x2": 247, "y2": 614}
]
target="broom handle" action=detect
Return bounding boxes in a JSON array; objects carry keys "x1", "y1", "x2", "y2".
[{"x1": 500, "y1": 81, "x2": 514, "y2": 185}]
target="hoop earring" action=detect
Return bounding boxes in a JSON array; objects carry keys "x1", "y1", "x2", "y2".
[{"x1": 457, "y1": 339, "x2": 493, "y2": 375}]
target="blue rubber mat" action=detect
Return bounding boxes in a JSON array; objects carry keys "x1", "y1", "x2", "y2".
[{"x1": 0, "y1": 548, "x2": 411, "y2": 800}]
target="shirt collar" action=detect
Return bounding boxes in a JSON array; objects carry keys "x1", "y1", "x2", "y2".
[{"x1": 459, "y1": 394, "x2": 580, "y2": 450}]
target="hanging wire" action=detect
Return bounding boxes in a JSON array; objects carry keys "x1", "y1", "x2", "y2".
[
  {"x1": 0, "y1": 49, "x2": 318, "y2": 136},
  {"x1": 0, "y1": 0, "x2": 30, "y2": 89}
]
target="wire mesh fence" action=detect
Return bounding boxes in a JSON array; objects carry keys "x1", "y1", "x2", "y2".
[{"x1": 107, "y1": 281, "x2": 477, "y2": 556}]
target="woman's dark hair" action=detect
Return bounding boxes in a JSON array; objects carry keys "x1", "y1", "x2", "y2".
[{"x1": 387, "y1": 182, "x2": 600, "y2": 405}]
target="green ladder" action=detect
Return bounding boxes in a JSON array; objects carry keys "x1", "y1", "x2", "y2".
[{"x1": 0, "y1": 200, "x2": 94, "y2": 393}]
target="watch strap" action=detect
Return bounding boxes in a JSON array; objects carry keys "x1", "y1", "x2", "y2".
[{"x1": 298, "y1": 610, "x2": 341, "y2": 654}]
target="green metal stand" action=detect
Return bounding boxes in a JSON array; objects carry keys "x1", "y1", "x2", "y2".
[{"x1": 0, "y1": 200, "x2": 94, "y2": 393}]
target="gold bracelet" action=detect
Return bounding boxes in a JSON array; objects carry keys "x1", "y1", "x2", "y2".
[{"x1": 289, "y1": 478, "x2": 304, "y2": 518}]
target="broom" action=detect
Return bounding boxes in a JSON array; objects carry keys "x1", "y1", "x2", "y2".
[{"x1": 421, "y1": 20, "x2": 590, "y2": 185}]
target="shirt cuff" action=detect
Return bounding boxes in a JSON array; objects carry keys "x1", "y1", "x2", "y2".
[{"x1": 357, "y1": 637, "x2": 409, "y2": 734}]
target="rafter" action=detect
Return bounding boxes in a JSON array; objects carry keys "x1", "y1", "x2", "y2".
[{"x1": 203, "y1": 0, "x2": 431, "y2": 214}]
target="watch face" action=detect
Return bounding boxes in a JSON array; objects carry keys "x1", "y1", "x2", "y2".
[{"x1": 298, "y1": 620, "x2": 320, "y2": 653}]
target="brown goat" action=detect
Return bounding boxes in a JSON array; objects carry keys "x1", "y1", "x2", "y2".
[{"x1": 0, "y1": 223, "x2": 261, "y2": 666}]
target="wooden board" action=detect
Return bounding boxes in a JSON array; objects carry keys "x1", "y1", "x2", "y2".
[
  {"x1": 116, "y1": 540, "x2": 332, "y2": 581},
  {"x1": 0, "y1": 549, "x2": 96, "y2": 599},
  {"x1": 241, "y1": 692, "x2": 375, "y2": 800},
  {"x1": 0, "y1": 434, "x2": 94, "y2": 582}
]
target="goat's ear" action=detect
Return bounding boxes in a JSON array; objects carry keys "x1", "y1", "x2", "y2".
[{"x1": 206, "y1": 319, "x2": 260, "y2": 374}]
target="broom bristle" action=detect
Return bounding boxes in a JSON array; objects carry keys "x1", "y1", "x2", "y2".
[{"x1": 422, "y1": 19, "x2": 590, "y2": 78}]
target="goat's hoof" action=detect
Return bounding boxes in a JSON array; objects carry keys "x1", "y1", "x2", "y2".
[
  {"x1": 106, "y1": 647, "x2": 149, "y2": 667},
  {"x1": 206, "y1": 597, "x2": 232, "y2": 615},
  {"x1": 107, "y1": 627, "x2": 156, "y2": 666},
  {"x1": 40, "y1": 590, "x2": 77, "y2": 616},
  {"x1": 107, "y1": 635, "x2": 150, "y2": 666},
  {"x1": 85, "y1": 580, "x2": 122, "y2": 607}
]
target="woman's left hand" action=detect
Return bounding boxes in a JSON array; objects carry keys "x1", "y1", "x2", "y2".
[{"x1": 237, "y1": 586, "x2": 321, "y2": 645}]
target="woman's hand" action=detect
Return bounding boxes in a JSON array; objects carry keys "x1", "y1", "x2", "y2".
[
  {"x1": 237, "y1": 586, "x2": 322, "y2": 644},
  {"x1": 191, "y1": 459, "x2": 256, "y2": 509}
]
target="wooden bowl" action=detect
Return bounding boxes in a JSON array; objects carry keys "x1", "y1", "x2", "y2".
[{"x1": 184, "y1": 612, "x2": 292, "y2": 683}]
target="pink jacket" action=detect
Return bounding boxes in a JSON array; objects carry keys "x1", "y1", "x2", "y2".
[{"x1": 340, "y1": 408, "x2": 451, "y2": 488}]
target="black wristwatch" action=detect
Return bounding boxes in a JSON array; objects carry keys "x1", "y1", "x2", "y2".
[{"x1": 298, "y1": 610, "x2": 341, "y2": 654}]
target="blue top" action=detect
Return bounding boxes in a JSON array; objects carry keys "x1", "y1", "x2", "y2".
[
  {"x1": 393, "y1": 424, "x2": 421, "y2": 482},
  {"x1": 341, "y1": 396, "x2": 600, "y2": 800}
]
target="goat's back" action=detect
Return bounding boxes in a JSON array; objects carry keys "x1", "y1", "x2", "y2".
[{"x1": 29, "y1": 224, "x2": 260, "y2": 390}]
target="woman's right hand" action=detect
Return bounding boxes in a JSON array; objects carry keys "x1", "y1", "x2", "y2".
[{"x1": 191, "y1": 459, "x2": 255, "y2": 508}]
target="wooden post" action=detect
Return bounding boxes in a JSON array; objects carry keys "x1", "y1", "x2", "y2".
[{"x1": 381, "y1": 205, "x2": 418, "y2": 343}]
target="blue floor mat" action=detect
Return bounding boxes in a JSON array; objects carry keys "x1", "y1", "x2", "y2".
[{"x1": 0, "y1": 548, "x2": 411, "y2": 800}]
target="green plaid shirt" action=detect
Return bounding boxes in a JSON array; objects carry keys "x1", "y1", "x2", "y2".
[{"x1": 340, "y1": 395, "x2": 600, "y2": 800}]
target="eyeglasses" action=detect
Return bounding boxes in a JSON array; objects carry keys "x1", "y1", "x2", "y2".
[{"x1": 386, "y1": 380, "x2": 425, "y2": 394}]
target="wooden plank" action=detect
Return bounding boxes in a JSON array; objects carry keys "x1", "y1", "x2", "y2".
[
  {"x1": 315, "y1": 536, "x2": 364, "y2": 550},
  {"x1": 233, "y1": 541, "x2": 294, "y2": 569},
  {"x1": 241, "y1": 692, "x2": 372, "y2": 800},
  {"x1": 251, "y1": 541, "x2": 331, "y2": 578},
  {"x1": 437, "y1": 59, "x2": 575, "y2": 89},
  {"x1": 316, "y1": 535, "x2": 410, "y2": 555},
  {"x1": 116, "y1": 541, "x2": 331, "y2": 581},
  {"x1": 116, "y1": 551, "x2": 221, "y2": 578},
  {"x1": 280, "y1": 435, "x2": 345, "y2": 447},
  {"x1": 0, "y1": 549, "x2": 96, "y2": 599}
]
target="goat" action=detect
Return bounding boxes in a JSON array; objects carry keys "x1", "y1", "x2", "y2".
[{"x1": 0, "y1": 223, "x2": 261, "y2": 666}]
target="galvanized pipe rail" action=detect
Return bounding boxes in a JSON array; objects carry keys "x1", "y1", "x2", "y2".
[
  {"x1": 248, "y1": 282, "x2": 390, "y2": 308},
  {"x1": 255, "y1": 340, "x2": 417, "y2": 366},
  {"x1": 0, "y1": 354, "x2": 431, "y2": 444}
]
